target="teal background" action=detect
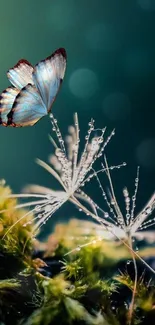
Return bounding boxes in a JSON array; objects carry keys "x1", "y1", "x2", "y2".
[{"x1": 0, "y1": 0, "x2": 155, "y2": 230}]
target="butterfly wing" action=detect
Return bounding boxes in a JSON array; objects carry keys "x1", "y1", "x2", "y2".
[
  {"x1": 7, "y1": 84, "x2": 47, "y2": 127},
  {"x1": 32, "y1": 48, "x2": 66, "y2": 112},
  {"x1": 0, "y1": 87, "x2": 20, "y2": 125},
  {"x1": 0, "y1": 48, "x2": 66, "y2": 127},
  {"x1": 7, "y1": 59, "x2": 34, "y2": 90}
]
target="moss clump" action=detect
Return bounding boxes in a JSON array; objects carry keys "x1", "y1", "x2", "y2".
[{"x1": 0, "y1": 181, "x2": 34, "y2": 265}]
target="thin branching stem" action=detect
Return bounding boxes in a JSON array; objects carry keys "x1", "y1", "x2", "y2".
[
  {"x1": 127, "y1": 236, "x2": 138, "y2": 325},
  {"x1": 70, "y1": 195, "x2": 155, "y2": 275}
]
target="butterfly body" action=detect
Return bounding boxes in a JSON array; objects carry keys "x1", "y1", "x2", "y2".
[{"x1": 0, "y1": 48, "x2": 66, "y2": 127}]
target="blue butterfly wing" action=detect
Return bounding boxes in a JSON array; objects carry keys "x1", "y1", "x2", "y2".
[
  {"x1": 7, "y1": 84, "x2": 47, "y2": 127},
  {"x1": 0, "y1": 87, "x2": 20, "y2": 125},
  {"x1": 0, "y1": 48, "x2": 66, "y2": 127},
  {"x1": 32, "y1": 48, "x2": 66, "y2": 112},
  {"x1": 7, "y1": 59, "x2": 34, "y2": 90}
]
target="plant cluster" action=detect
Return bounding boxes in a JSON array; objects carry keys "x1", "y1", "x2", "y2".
[
  {"x1": 0, "y1": 114, "x2": 155, "y2": 325},
  {"x1": 0, "y1": 183, "x2": 155, "y2": 325}
]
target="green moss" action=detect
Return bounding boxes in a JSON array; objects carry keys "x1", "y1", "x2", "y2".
[
  {"x1": 0, "y1": 182, "x2": 34, "y2": 267},
  {"x1": 22, "y1": 275, "x2": 107, "y2": 325}
]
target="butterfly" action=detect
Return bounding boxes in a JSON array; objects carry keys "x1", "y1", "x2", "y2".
[{"x1": 0, "y1": 48, "x2": 67, "y2": 127}]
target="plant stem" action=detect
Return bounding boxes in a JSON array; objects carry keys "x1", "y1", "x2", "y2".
[{"x1": 127, "y1": 236, "x2": 138, "y2": 325}]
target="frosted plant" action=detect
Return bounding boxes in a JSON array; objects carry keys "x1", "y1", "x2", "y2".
[
  {"x1": 64, "y1": 157, "x2": 155, "y2": 324},
  {"x1": 65, "y1": 158, "x2": 155, "y2": 260},
  {"x1": 91, "y1": 157, "x2": 155, "y2": 323},
  {"x1": 1, "y1": 113, "x2": 155, "y2": 324},
  {"x1": 76, "y1": 158, "x2": 155, "y2": 271},
  {"x1": 2, "y1": 113, "x2": 124, "y2": 237},
  {"x1": 93, "y1": 157, "x2": 155, "y2": 243}
]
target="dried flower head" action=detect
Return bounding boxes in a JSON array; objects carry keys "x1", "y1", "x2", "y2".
[
  {"x1": 93, "y1": 157, "x2": 155, "y2": 242},
  {"x1": 2, "y1": 113, "x2": 120, "y2": 237}
]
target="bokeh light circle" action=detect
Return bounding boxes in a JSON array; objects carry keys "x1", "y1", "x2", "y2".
[
  {"x1": 69, "y1": 68, "x2": 99, "y2": 99},
  {"x1": 136, "y1": 138, "x2": 155, "y2": 169},
  {"x1": 102, "y1": 92, "x2": 131, "y2": 121},
  {"x1": 86, "y1": 23, "x2": 120, "y2": 51}
]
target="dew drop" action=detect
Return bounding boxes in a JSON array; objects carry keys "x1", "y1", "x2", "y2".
[
  {"x1": 124, "y1": 302, "x2": 128, "y2": 309},
  {"x1": 35, "y1": 205, "x2": 41, "y2": 212},
  {"x1": 146, "y1": 207, "x2": 152, "y2": 214}
]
